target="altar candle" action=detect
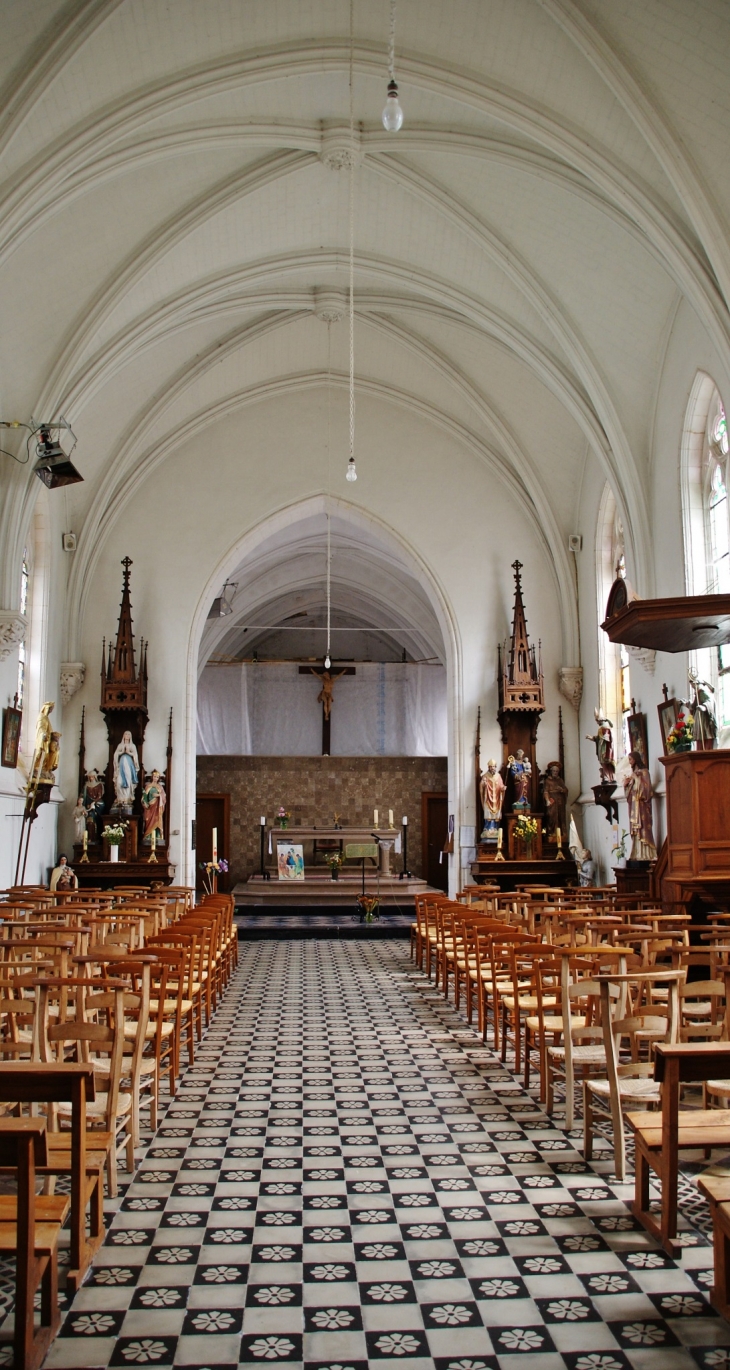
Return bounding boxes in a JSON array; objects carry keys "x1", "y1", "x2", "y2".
[
  {"x1": 212, "y1": 827, "x2": 218, "y2": 861},
  {"x1": 497, "y1": 829, "x2": 503, "y2": 850},
  {"x1": 556, "y1": 827, "x2": 561, "y2": 847},
  {"x1": 83, "y1": 830, "x2": 88, "y2": 853},
  {"x1": 374, "y1": 809, "x2": 378, "y2": 827},
  {"x1": 388, "y1": 809, "x2": 394, "y2": 827},
  {"x1": 403, "y1": 815, "x2": 408, "y2": 826},
  {"x1": 260, "y1": 815, "x2": 266, "y2": 826}
]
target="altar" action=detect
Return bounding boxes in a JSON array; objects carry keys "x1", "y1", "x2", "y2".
[
  {"x1": 266, "y1": 825, "x2": 404, "y2": 876},
  {"x1": 243, "y1": 823, "x2": 433, "y2": 907}
]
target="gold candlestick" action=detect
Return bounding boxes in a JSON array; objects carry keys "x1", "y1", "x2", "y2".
[
  {"x1": 148, "y1": 829, "x2": 158, "y2": 864},
  {"x1": 555, "y1": 825, "x2": 565, "y2": 860},
  {"x1": 495, "y1": 827, "x2": 505, "y2": 862},
  {"x1": 80, "y1": 829, "x2": 89, "y2": 864}
]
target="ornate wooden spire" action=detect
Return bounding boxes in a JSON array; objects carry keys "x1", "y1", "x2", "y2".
[
  {"x1": 499, "y1": 560, "x2": 544, "y2": 713},
  {"x1": 100, "y1": 557, "x2": 148, "y2": 711}
]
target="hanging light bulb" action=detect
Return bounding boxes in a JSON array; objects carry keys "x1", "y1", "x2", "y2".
[
  {"x1": 382, "y1": 79, "x2": 403, "y2": 132},
  {"x1": 382, "y1": 0, "x2": 403, "y2": 131},
  {"x1": 324, "y1": 652, "x2": 331, "y2": 669},
  {"x1": 346, "y1": 455, "x2": 357, "y2": 482}
]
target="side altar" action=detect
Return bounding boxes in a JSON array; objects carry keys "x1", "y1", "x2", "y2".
[{"x1": 243, "y1": 825, "x2": 435, "y2": 907}]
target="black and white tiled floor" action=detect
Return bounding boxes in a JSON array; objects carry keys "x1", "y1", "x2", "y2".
[{"x1": 28, "y1": 940, "x2": 730, "y2": 1369}]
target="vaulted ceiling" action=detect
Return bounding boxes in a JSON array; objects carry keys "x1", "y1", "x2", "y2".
[{"x1": 1, "y1": 0, "x2": 729, "y2": 625}]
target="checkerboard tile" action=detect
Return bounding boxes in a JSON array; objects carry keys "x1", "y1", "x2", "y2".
[{"x1": 9, "y1": 938, "x2": 724, "y2": 1369}]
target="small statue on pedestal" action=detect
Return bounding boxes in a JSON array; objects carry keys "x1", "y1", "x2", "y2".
[
  {"x1": 480, "y1": 759, "x2": 505, "y2": 842},
  {"x1": 541, "y1": 760, "x2": 568, "y2": 839},
  {"x1": 688, "y1": 668, "x2": 717, "y2": 749},
  {"x1": 623, "y1": 750, "x2": 657, "y2": 862},
  {"x1": 141, "y1": 769, "x2": 166, "y2": 845},
  {"x1": 83, "y1": 767, "x2": 105, "y2": 838},
  {"x1": 508, "y1": 749, "x2": 532, "y2": 810},
  {"x1": 586, "y1": 708, "x2": 616, "y2": 783},
  {"x1": 72, "y1": 797, "x2": 87, "y2": 844}
]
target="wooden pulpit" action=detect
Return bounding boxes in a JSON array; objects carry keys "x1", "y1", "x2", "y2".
[{"x1": 660, "y1": 749, "x2": 730, "y2": 915}]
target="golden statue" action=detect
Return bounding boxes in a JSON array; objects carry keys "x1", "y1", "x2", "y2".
[{"x1": 28, "y1": 701, "x2": 56, "y2": 789}]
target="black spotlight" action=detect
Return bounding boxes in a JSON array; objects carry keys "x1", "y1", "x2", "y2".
[{"x1": 33, "y1": 425, "x2": 83, "y2": 488}]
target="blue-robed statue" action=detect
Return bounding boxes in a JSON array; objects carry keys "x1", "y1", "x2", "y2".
[{"x1": 113, "y1": 730, "x2": 139, "y2": 810}]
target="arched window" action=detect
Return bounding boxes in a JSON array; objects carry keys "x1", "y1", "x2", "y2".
[
  {"x1": 596, "y1": 484, "x2": 630, "y2": 759},
  {"x1": 681, "y1": 376, "x2": 730, "y2": 731},
  {"x1": 16, "y1": 550, "x2": 29, "y2": 709}
]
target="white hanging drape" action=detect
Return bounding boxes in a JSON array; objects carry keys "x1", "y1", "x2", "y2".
[{"x1": 196, "y1": 662, "x2": 447, "y2": 757}]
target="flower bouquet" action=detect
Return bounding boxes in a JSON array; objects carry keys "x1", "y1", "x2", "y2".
[
  {"x1": 326, "y1": 853, "x2": 343, "y2": 880},
  {"x1": 277, "y1": 806, "x2": 291, "y2": 829},
  {"x1": 514, "y1": 813, "x2": 540, "y2": 857},
  {"x1": 356, "y1": 895, "x2": 380, "y2": 924},
  {"x1": 611, "y1": 828, "x2": 629, "y2": 863},
  {"x1": 199, "y1": 856, "x2": 229, "y2": 895},
  {"x1": 105, "y1": 821, "x2": 128, "y2": 862},
  {"x1": 667, "y1": 715, "x2": 693, "y2": 753}
]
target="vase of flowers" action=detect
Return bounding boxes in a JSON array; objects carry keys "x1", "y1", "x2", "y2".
[
  {"x1": 105, "y1": 822, "x2": 128, "y2": 862},
  {"x1": 356, "y1": 895, "x2": 380, "y2": 924},
  {"x1": 326, "y1": 853, "x2": 343, "y2": 881},
  {"x1": 514, "y1": 813, "x2": 540, "y2": 859},
  {"x1": 667, "y1": 715, "x2": 693, "y2": 753},
  {"x1": 199, "y1": 856, "x2": 228, "y2": 896},
  {"x1": 277, "y1": 806, "x2": 291, "y2": 830}
]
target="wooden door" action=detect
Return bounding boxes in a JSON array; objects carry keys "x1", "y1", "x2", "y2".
[
  {"x1": 422, "y1": 791, "x2": 449, "y2": 893},
  {"x1": 195, "y1": 793, "x2": 230, "y2": 892}
]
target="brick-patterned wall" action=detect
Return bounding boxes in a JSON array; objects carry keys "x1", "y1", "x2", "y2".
[{"x1": 196, "y1": 755, "x2": 448, "y2": 887}]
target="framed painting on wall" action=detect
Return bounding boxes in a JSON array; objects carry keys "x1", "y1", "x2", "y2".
[
  {"x1": 277, "y1": 842, "x2": 305, "y2": 880},
  {"x1": 657, "y1": 694, "x2": 679, "y2": 754},
  {"x1": 1, "y1": 705, "x2": 21, "y2": 768},
  {"x1": 627, "y1": 707, "x2": 649, "y2": 765}
]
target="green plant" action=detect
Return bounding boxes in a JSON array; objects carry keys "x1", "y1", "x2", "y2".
[
  {"x1": 105, "y1": 822, "x2": 128, "y2": 846},
  {"x1": 612, "y1": 828, "x2": 629, "y2": 860}
]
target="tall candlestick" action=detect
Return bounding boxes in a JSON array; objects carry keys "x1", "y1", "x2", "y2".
[
  {"x1": 81, "y1": 829, "x2": 89, "y2": 864},
  {"x1": 555, "y1": 825, "x2": 565, "y2": 860},
  {"x1": 495, "y1": 826, "x2": 505, "y2": 862},
  {"x1": 148, "y1": 828, "x2": 158, "y2": 864},
  {"x1": 374, "y1": 809, "x2": 378, "y2": 827},
  {"x1": 212, "y1": 827, "x2": 218, "y2": 862}
]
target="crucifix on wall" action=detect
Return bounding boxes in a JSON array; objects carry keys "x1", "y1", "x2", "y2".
[{"x1": 299, "y1": 665, "x2": 356, "y2": 755}]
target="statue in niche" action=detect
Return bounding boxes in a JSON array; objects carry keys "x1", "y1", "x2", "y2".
[
  {"x1": 480, "y1": 759, "x2": 505, "y2": 841},
  {"x1": 541, "y1": 760, "x2": 568, "y2": 838},
  {"x1": 112, "y1": 730, "x2": 139, "y2": 810},
  {"x1": 586, "y1": 707, "x2": 616, "y2": 783},
  {"x1": 141, "y1": 769, "x2": 166, "y2": 845},
  {"x1": 83, "y1": 767, "x2": 105, "y2": 837},
  {"x1": 623, "y1": 750, "x2": 657, "y2": 862},
  {"x1": 507, "y1": 749, "x2": 532, "y2": 810},
  {"x1": 310, "y1": 668, "x2": 347, "y2": 721}
]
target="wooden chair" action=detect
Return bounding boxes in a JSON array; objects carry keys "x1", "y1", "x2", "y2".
[
  {"x1": 0, "y1": 1063, "x2": 98, "y2": 1297},
  {"x1": 697, "y1": 1173, "x2": 730, "y2": 1321},
  {"x1": 546, "y1": 956, "x2": 613, "y2": 1130},
  {"x1": 0, "y1": 1117, "x2": 64, "y2": 1370}
]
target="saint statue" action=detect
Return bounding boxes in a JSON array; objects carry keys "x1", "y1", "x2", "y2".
[
  {"x1": 41, "y1": 731, "x2": 61, "y2": 780},
  {"x1": 586, "y1": 708, "x2": 616, "y2": 783},
  {"x1": 688, "y1": 667, "x2": 717, "y2": 748},
  {"x1": 72, "y1": 797, "x2": 87, "y2": 844},
  {"x1": 541, "y1": 761, "x2": 568, "y2": 838},
  {"x1": 28, "y1": 701, "x2": 54, "y2": 787},
  {"x1": 507, "y1": 749, "x2": 532, "y2": 810},
  {"x1": 579, "y1": 849, "x2": 597, "y2": 887},
  {"x1": 112, "y1": 730, "x2": 139, "y2": 810},
  {"x1": 141, "y1": 769, "x2": 166, "y2": 844},
  {"x1": 623, "y1": 750, "x2": 657, "y2": 862},
  {"x1": 480, "y1": 759, "x2": 505, "y2": 841},
  {"x1": 310, "y1": 668, "x2": 347, "y2": 721},
  {"x1": 83, "y1": 767, "x2": 105, "y2": 837},
  {"x1": 49, "y1": 853, "x2": 77, "y2": 892}
]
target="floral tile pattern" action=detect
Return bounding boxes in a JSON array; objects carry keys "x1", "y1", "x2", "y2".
[{"x1": 16, "y1": 938, "x2": 727, "y2": 1369}]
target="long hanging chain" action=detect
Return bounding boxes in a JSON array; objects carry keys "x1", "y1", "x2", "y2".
[
  {"x1": 349, "y1": 0, "x2": 355, "y2": 469},
  {"x1": 388, "y1": 0, "x2": 396, "y2": 81},
  {"x1": 326, "y1": 512, "x2": 332, "y2": 663}
]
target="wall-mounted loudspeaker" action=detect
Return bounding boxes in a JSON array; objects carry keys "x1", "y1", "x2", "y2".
[{"x1": 568, "y1": 534, "x2": 583, "y2": 553}]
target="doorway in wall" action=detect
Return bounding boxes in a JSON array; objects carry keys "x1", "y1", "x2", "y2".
[
  {"x1": 422, "y1": 791, "x2": 448, "y2": 893},
  {"x1": 195, "y1": 793, "x2": 230, "y2": 892}
]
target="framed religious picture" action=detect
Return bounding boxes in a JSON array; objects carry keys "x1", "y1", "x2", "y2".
[
  {"x1": 657, "y1": 692, "x2": 679, "y2": 755},
  {"x1": 1, "y1": 704, "x2": 21, "y2": 768},
  {"x1": 277, "y1": 842, "x2": 305, "y2": 881},
  {"x1": 627, "y1": 706, "x2": 649, "y2": 765}
]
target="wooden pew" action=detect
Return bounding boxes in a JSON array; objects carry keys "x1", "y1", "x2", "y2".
[
  {"x1": 697, "y1": 1174, "x2": 730, "y2": 1322},
  {"x1": 0, "y1": 1116, "x2": 64, "y2": 1370},
  {"x1": 627, "y1": 1041, "x2": 730, "y2": 1255}
]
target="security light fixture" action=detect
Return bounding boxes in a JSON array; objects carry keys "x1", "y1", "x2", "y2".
[{"x1": 0, "y1": 416, "x2": 83, "y2": 488}]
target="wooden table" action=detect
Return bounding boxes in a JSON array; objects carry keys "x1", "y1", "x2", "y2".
[{"x1": 627, "y1": 1039, "x2": 730, "y2": 1254}]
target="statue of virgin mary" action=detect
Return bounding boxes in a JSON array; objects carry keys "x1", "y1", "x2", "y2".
[{"x1": 112, "y1": 731, "x2": 139, "y2": 810}]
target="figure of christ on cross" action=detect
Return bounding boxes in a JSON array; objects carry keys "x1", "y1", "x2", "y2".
[{"x1": 299, "y1": 665, "x2": 356, "y2": 755}]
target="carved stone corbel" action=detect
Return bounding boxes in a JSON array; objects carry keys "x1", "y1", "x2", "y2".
[
  {"x1": 627, "y1": 646, "x2": 657, "y2": 674},
  {"x1": 0, "y1": 612, "x2": 27, "y2": 661},
  {"x1": 559, "y1": 665, "x2": 584, "y2": 711},
  {"x1": 59, "y1": 662, "x2": 86, "y2": 705}
]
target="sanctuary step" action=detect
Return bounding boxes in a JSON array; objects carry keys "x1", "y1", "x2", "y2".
[
  {"x1": 235, "y1": 907, "x2": 413, "y2": 940},
  {"x1": 235, "y1": 874, "x2": 437, "y2": 907}
]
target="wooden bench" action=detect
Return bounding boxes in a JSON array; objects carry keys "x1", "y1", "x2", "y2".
[
  {"x1": 0, "y1": 1061, "x2": 105, "y2": 1293},
  {"x1": 0, "y1": 1116, "x2": 65, "y2": 1370},
  {"x1": 627, "y1": 1041, "x2": 730, "y2": 1255}
]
